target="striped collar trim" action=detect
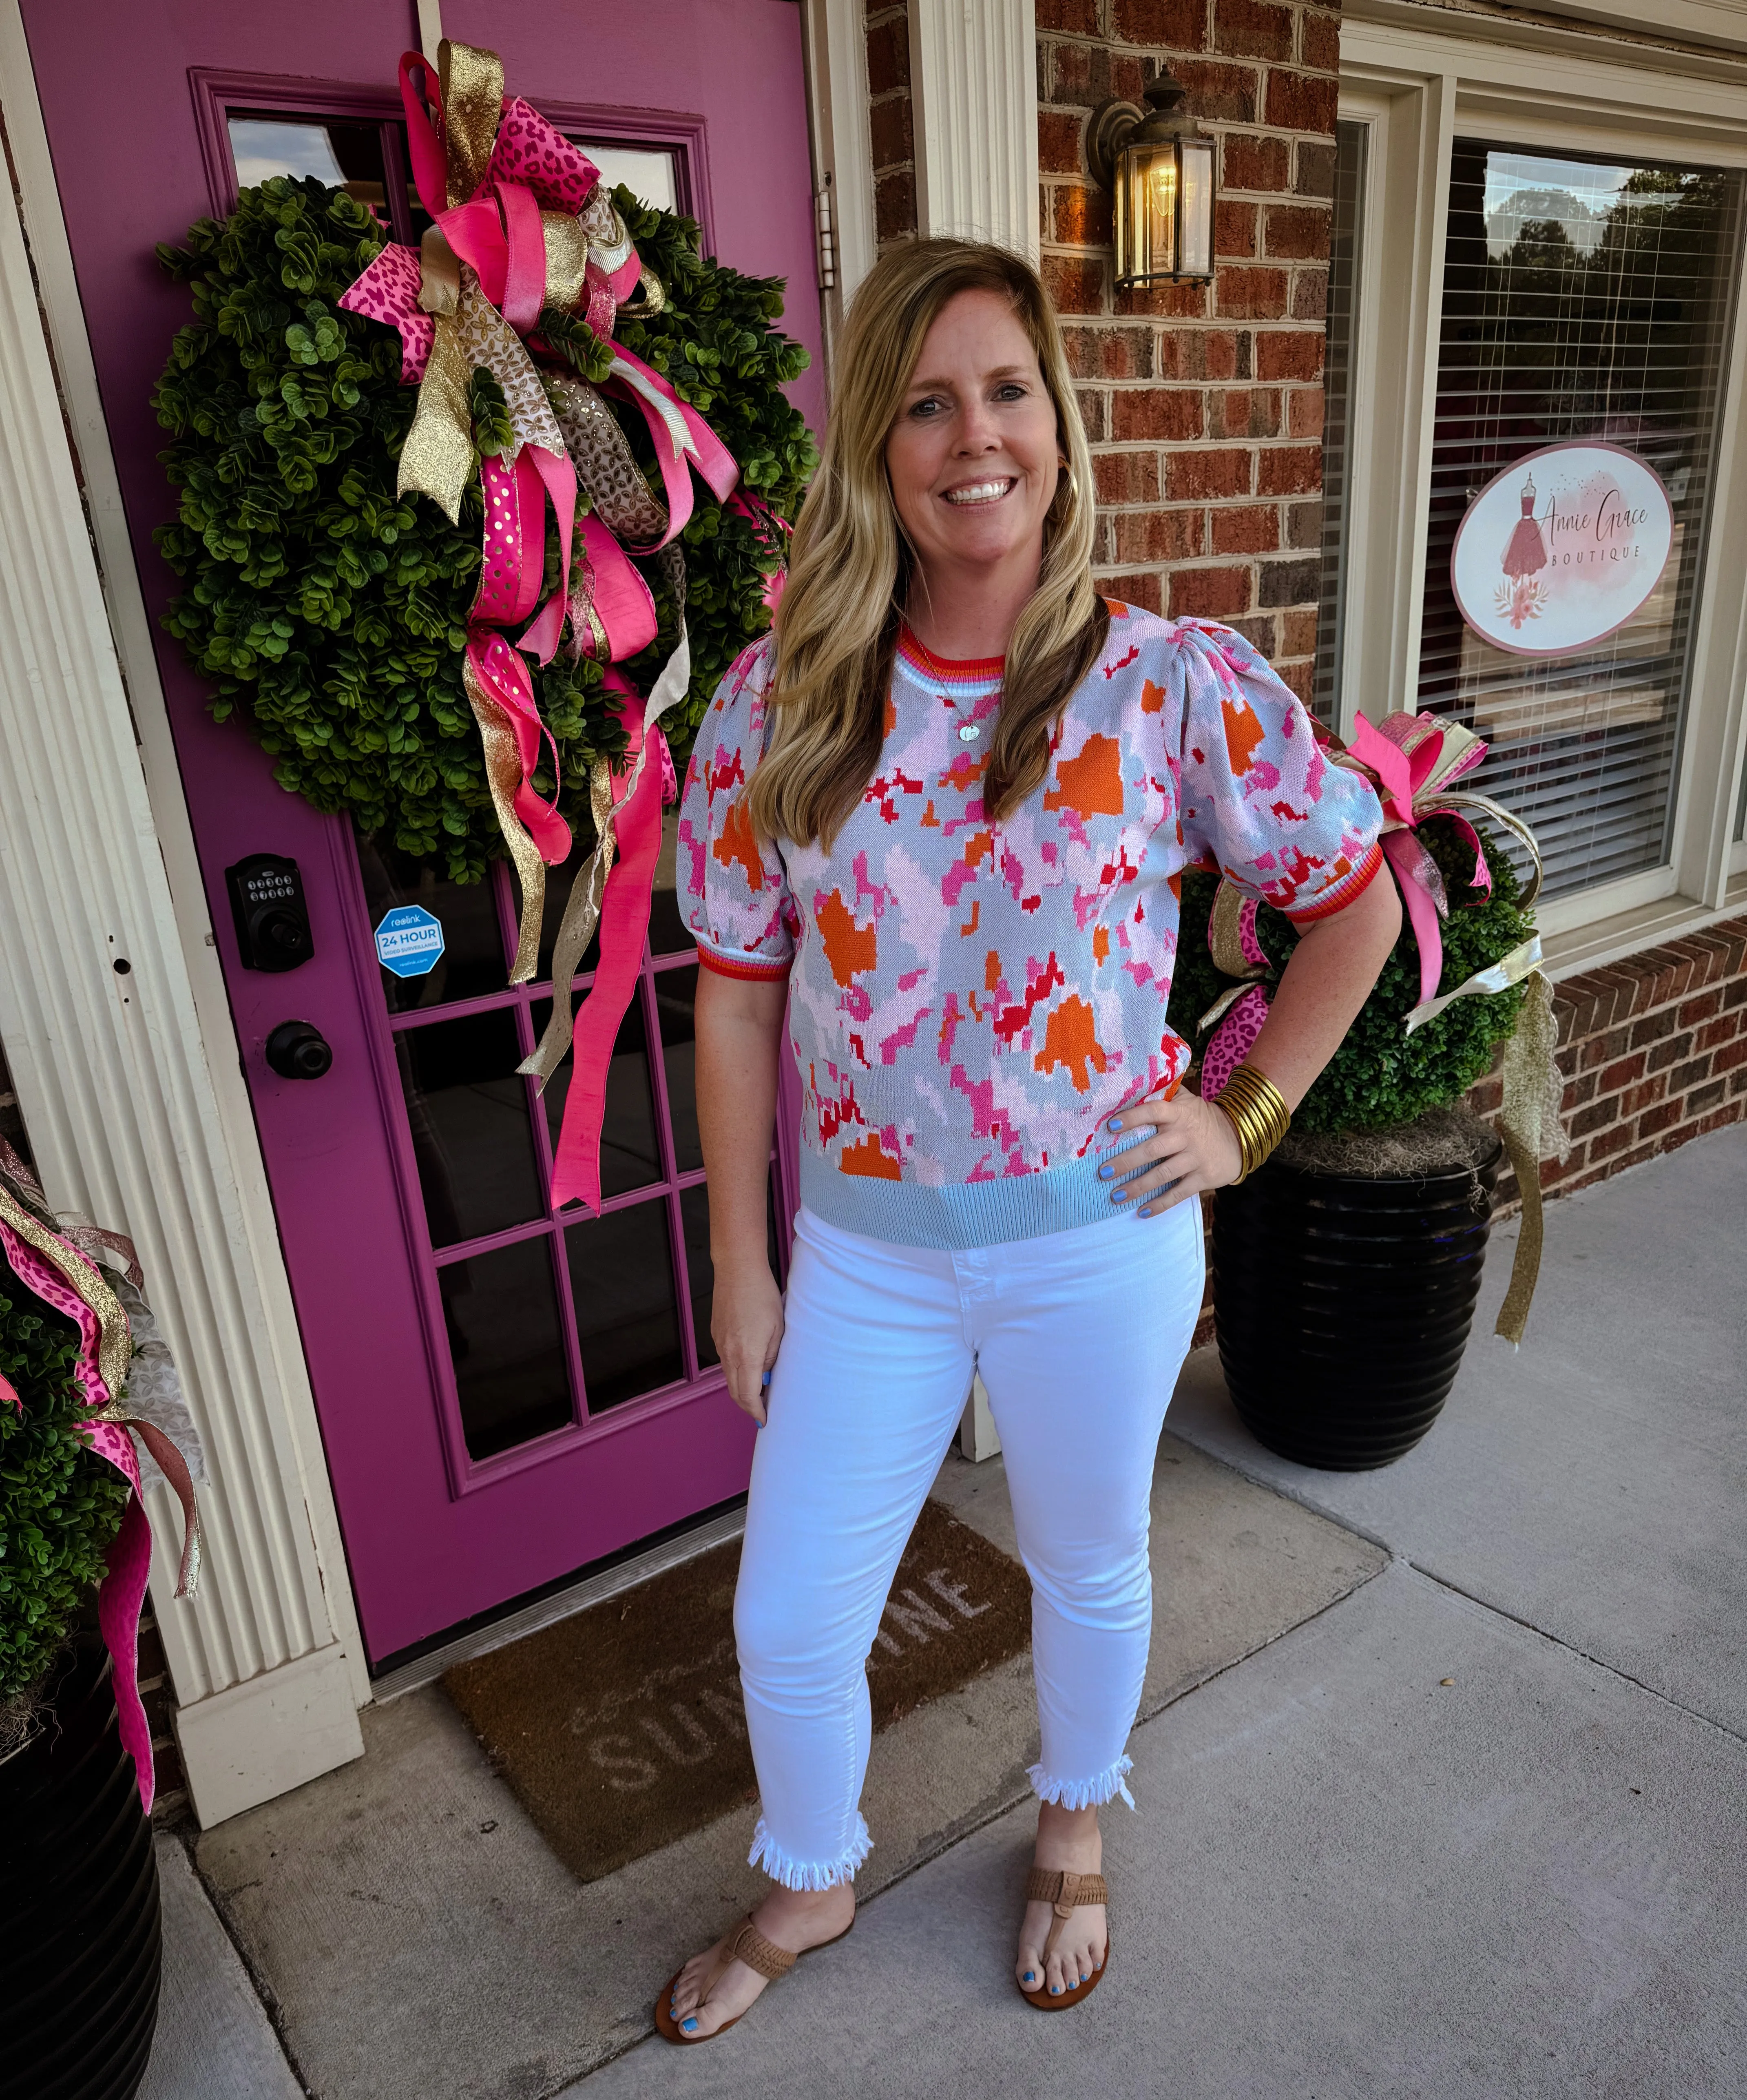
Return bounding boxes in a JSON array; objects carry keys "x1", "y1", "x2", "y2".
[{"x1": 896, "y1": 627, "x2": 1005, "y2": 696}]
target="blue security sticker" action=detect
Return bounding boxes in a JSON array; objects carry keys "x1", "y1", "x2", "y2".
[{"x1": 374, "y1": 905, "x2": 446, "y2": 978}]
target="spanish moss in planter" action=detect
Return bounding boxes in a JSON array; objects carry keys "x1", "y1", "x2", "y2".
[{"x1": 1168, "y1": 814, "x2": 1559, "y2": 1469}]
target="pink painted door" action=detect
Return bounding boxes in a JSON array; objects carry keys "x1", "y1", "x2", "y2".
[{"x1": 24, "y1": 1, "x2": 823, "y2": 1668}]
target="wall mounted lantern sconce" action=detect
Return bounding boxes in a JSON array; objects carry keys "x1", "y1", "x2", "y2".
[{"x1": 1088, "y1": 73, "x2": 1216, "y2": 289}]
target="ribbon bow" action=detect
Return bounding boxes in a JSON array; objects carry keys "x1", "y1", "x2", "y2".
[
  {"x1": 0, "y1": 1149, "x2": 202, "y2": 1814},
  {"x1": 337, "y1": 39, "x2": 747, "y2": 1213},
  {"x1": 1336, "y1": 710, "x2": 1543, "y2": 1016}
]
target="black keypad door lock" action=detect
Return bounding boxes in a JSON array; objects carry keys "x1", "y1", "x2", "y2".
[
  {"x1": 226, "y1": 854, "x2": 314, "y2": 973},
  {"x1": 265, "y1": 1021, "x2": 333, "y2": 1081}
]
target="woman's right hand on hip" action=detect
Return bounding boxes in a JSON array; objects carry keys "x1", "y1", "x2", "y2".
[{"x1": 712, "y1": 1260, "x2": 786, "y2": 1425}]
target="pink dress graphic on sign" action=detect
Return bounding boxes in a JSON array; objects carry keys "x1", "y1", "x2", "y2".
[
  {"x1": 1496, "y1": 473, "x2": 1551, "y2": 630},
  {"x1": 1502, "y1": 474, "x2": 1548, "y2": 578}
]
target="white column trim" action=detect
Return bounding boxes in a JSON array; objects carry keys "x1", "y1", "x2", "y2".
[
  {"x1": 803, "y1": 0, "x2": 878, "y2": 334},
  {"x1": 907, "y1": 0, "x2": 1040, "y2": 259},
  {"x1": 0, "y1": 3, "x2": 366, "y2": 1818},
  {"x1": 416, "y1": 0, "x2": 444, "y2": 66}
]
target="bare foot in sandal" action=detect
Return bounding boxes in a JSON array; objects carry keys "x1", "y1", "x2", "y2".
[
  {"x1": 1016, "y1": 1802, "x2": 1106, "y2": 2000},
  {"x1": 665, "y1": 1884, "x2": 855, "y2": 2040}
]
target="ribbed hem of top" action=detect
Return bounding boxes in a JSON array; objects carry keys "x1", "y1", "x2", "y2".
[{"x1": 798, "y1": 1133, "x2": 1153, "y2": 1250}]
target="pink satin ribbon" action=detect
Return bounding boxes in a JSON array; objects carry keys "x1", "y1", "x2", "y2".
[
  {"x1": 549, "y1": 693, "x2": 670, "y2": 1214},
  {"x1": 1343, "y1": 711, "x2": 1492, "y2": 1008}
]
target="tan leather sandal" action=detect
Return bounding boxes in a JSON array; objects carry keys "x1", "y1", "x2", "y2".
[
  {"x1": 654, "y1": 1912, "x2": 854, "y2": 2045},
  {"x1": 1017, "y1": 1868, "x2": 1109, "y2": 2010}
]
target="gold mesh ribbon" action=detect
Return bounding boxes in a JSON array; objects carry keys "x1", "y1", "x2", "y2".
[
  {"x1": 1400, "y1": 932, "x2": 1568, "y2": 1344},
  {"x1": 463, "y1": 651, "x2": 547, "y2": 983},
  {"x1": 1494, "y1": 969, "x2": 1570, "y2": 1347}
]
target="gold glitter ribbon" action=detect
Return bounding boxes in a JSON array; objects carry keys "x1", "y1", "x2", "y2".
[
  {"x1": 438, "y1": 39, "x2": 504, "y2": 210},
  {"x1": 0, "y1": 1183, "x2": 130, "y2": 1407},
  {"x1": 398, "y1": 310, "x2": 473, "y2": 522},
  {"x1": 542, "y1": 211, "x2": 593, "y2": 315},
  {"x1": 463, "y1": 651, "x2": 547, "y2": 982},
  {"x1": 521, "y1": 540, "x2": 688, "y2": 1091},
  {"x1": 521, "y1": 759, "x2": 619, "y2": 1087}
]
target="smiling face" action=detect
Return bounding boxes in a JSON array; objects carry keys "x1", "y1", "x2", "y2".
[{"x1": 884, "y1": 288, "x2": 1063, "y2": 599}]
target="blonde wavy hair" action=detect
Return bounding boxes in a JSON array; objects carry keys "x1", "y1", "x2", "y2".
[{"x1": 745, "y1": 238, "x2": 1107, "y2": 849}]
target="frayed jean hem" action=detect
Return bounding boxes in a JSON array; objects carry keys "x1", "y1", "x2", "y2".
[
  {"x1": 1027, "y1": 1753, "x2": 1136, "y2": 1811},
  {"x1": 747, "y1": 1812, "x2": 873, "y2": 1891}
]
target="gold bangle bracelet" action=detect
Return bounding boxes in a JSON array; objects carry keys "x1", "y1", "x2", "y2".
[{"x1": 1212, "y1": 1062, "x2": 1291, "y2": 1182}]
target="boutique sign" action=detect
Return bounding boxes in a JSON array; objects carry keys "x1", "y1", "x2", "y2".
[{"x1": 1451, "y1": 441, "x2": 1674, "y2": 659}]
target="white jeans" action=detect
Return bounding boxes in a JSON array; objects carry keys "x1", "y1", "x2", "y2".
[{"x1": 735, "y1": 1198, "x2": 1205, "y2": 1890}]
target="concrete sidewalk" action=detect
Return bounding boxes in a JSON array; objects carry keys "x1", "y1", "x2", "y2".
[
  {"x1": 577, "y1": 1129, "x2": 1747, "y2": 2098},
  {"x1": 146, "y1": 1130, "x2": 1746, "y2": 2099}
]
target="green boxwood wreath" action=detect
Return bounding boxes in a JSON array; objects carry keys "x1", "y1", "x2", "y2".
[
  {"x1": 1166, "y1": 817, "x2": 1534, "y2": 1135},
  {"x1": 152, "y1": 177, "x2": 816, "y2": 883},
  {"x1": 0, "y1": 1254, "x2": 131, "y2": 1704}
]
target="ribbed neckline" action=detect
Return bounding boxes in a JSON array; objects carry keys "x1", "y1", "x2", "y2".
[{"x1": 897, "y1": 626, "x2": 1005, "y2": 684}]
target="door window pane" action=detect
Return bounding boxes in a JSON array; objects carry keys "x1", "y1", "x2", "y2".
[
  {"x1": 396, "y1": 1010, "x2": 542, "y2": 1246},
  {"x1": 1419, "y1": 145, "x2": 1742, "y2": 898},
  {"x1": 574, "y1": 143, "x2": 677, "y2": 213},
  {"x1": 441, "y1": 1235, "x2": 573, "y2": 1459},
  {"x1": 228, "y1": 114, "x2": 387, "y2": 214},
  {"x1": 532, "y1": 993, "x2": 662, "y2": 1200},
  {"x1": 358, "y1": 834, "x2": 507, "y2": 1012},
  {"x1": 565, "y1": 1201, "x2": 684, "y2": 1411},
  {"x1": 654, "y1": 963, "x2": 703, "y2": 1174}
]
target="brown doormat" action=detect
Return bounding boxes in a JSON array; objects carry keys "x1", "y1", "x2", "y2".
[{"x1": 443, "y1": 1498, "x2": 1032, "y2": 1885}]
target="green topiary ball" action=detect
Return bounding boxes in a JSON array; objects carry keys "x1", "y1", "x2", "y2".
[
  {"x1": 0, "y1": 1257, "x2": 131, "y2": 1702},
  {"x1": 152, "y1": 177, "x2": 815, "y2": 884},
  {"x1": 1167, "y1": 816, "x2": 1534, "y2": 1134}
]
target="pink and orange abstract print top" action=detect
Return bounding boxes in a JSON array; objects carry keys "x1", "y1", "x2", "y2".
[{"x1": 678, "y1": 603, "x2": 1383, "y2": 1249}]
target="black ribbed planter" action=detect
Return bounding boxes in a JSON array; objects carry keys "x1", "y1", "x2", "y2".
[
  {"x1": 1212, "y1": 1124, "x2": 1502, "y2": 1469},
  {"x1": 0, "y1": 1637, "x2": 161, "y2": 2100}
]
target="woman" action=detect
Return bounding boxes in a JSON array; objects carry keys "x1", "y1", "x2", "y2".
[{"x1": 658, "y1": 239, "x2": 1398, "y2": 2042}]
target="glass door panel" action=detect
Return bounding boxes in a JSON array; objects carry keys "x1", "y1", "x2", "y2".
[{"x1": 365, "y1": 825, "x2": 784, "y2": 1469}]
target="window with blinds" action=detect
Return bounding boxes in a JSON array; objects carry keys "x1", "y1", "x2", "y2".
[
  {"x1": 1417, "y1": 144, "x2": 1741, "y2": 901},
  {"x1": 1312, "y1": 120, "x2": 1367, "y2": 728}
]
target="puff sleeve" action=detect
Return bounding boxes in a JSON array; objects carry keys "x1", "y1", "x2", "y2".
[
  {"x1": 677, "y1": 636, "x2": 798, "y2": 979},
  {"x1": 1176, "y1": 622, "x2": 1384, "y2": 925}
]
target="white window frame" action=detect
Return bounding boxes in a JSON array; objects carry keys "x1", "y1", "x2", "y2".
[{"x1": 1337, "y1": 5, "x2": 1747, "y2": 973}]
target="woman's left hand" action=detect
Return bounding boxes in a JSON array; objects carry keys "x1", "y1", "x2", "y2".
[{"x1": 1097, "y1": 1089, "x2": 1244, "y2": 1218}]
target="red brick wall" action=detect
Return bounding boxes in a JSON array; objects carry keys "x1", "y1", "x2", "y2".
[
  {"x1": 1038, "y1": 0, "x2": 1340, "y2": 706},
  {"x1": 1471, "y1": 914, "x2": 1747, "y2": 1210},
  {"x1": 867, "y1": 4, "x2": 918, "y2": 248}
]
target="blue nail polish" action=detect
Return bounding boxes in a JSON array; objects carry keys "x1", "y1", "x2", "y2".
[
  {"x1": 1050, "y1": 1984, "x2": 1061, "y2": 1995},
  {"x1": 681, "y1": 2017, "x2": 698, "y2": 2033},
  {"x1": 1097, "y1": 1162, "x2": 1113, "y2": 1179},
  {"x1": 1107, "y1": 1116, "x2": 1123, "y2": 1132},
  {"x1": 1025, "y1": 1971, "x2": 1036, "y2": 1983}
]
